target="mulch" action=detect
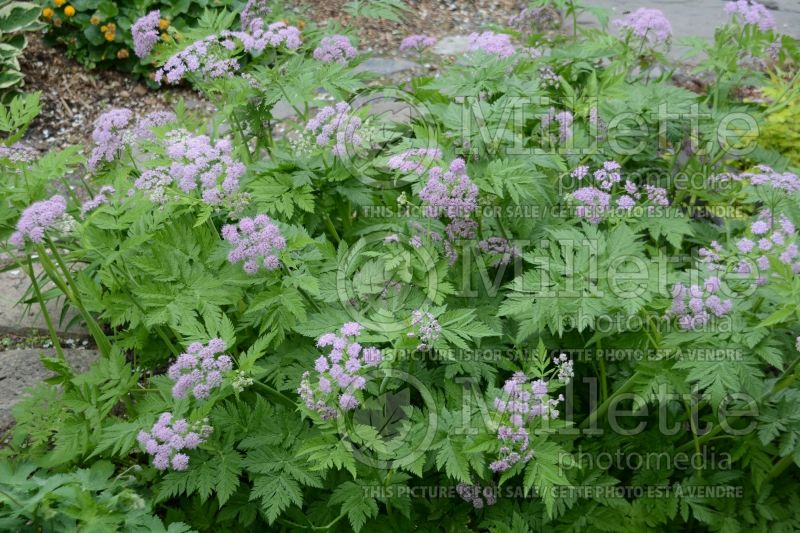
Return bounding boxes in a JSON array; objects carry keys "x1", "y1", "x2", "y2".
[{"x1": 13, "y1": 2, "x2": 527, "y2": 153}]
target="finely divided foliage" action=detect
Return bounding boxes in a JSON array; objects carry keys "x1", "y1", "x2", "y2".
[{"x1": 2, "y1": 1, "x2": 800, "y2": 532}]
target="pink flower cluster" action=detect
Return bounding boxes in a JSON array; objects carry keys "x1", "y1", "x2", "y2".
[
  {"x1": 467, "y1": 31, "x2": 516, "y2": 58},
  {"x1": 133, "y1": 110, "x2": 177, "y2": 141},
  {"x1": 305, "y1": 102, "x2": 363, "y2": 158},
  {"x1": 167, "y1": 338, "x2": 233, "y2": 400},
  {"x1": 614, "y1": 8, "x2": 672, "y2": 44},
  {"x1": 456, "y1": 482, "x2": 497, "y2": 509},
  {"x1": 236, "y1": 20, "x2": 301, "y2": 51},
  {"x1": 222, "y1": 214, "x2": 286, "y2": 274},
  {"x1": 399, "y1": 34, "x2": 437, "y2": 52},
  {"x1": 542, "y1": 108, "x2": 574, "y2": 142},
  {"x1": 667, "y1": 278, "x2": 733, "y2": 331},
  {"x1": 538, "y1": 65, "x2": 559, "y2": 87},
  {"x1": 88, "y1": 108, "x2": 177, "y2": 169},
  {"x1": 489, "y1": 372, "x2": 563, "y2": 473},
  {"x1": 133, "y1": 169, "x2": 173, "y2": 203},
  {"x1": 156, "y1": 21, "x2": 301, "y2": 84},
  {"x1": 9, "y1": 195, "x2": 68, "y2": 246},
  {"x1": 734, "y1": 211, "x2": 800, "y2": 278},
  {"x1": 137, "y1": 413, "x2": 213, "y2": 471},
  {"x1": 164, "y1": 131, "x2": 245, "y2": 205},
  {"x1": 0, "y1": 142, "x2": 36, "y2": 163},
  {"x1": 88, "y1": 108, "x2": 133, "y2": 169},
  {"x1": 240, "y1": 0, "x2": 271, "y2": 31},
  {"x1": 553, "y1": 353, "x2": 574, "y2": 384},
  {"x1": 297, "y1": 323, "x2": 383, "y2": 420},
  {"x1": 387, "y1": 147, "x2": 442, "y2": 174},
  {"x1": 508, "y1": 6, "x2": 561, "y2": 34},
  {"x1": 313, "y1": 35, "x2": 357, "y2": 64},
  {"x1": 714, "y1": 165, "x2": 800, "y2": 194},
  {"x1": 724, "y1": 0, "x2": 776, "y2": 31},
  {"x1": 131, "y1": 10, "x2": 160, "y2": 58},
  {"x1": 479, "y1": 237, "x2": 520, "y2": 267},
  {"x1": 80, "y1": 186, "x2": 115, "y2": 217},
  {"x1": 419, "y1": 158, "x2": 478, "y2": 219},
  {"x1": 569, "y1": 161, "x2": 669, "y2": 223},
  {"x1": 409, "y1": 310, "x2": 441, "y2": 350},
  {"x1": 156, "y1": 36, "x2": 239, "y2": 84}
]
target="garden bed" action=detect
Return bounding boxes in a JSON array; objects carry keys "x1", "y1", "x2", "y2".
[{"x1": 1, "y1": 1, "x2": 800, "y2": 532}]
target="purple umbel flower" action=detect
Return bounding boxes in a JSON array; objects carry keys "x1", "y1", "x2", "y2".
[
  {"x1": 164, "y1": 131, "x2": 245, "y2": 205},
  {"x1": 666, "y1": 281, "x2": 733, "y2": 331},
  {"x1": 80, "y1": 186, "x2": 115, "y2": 217},
  {"x1": 409, "y1": 310, "x2": 441, "y2": 350},
  {"x1": 133, "y1": 110, "x2": 177, "y2": 140},
  {"x1": 167, "y1": 338, "x2": 234, "y2": 400},
  {"x1": 467, "y1": 31, "x2": 515, "y2": 57},
  {"x1": 240, "y1": 0, "x2": 271, "y2": 31},
  {"x1": 132, "y1": 10, "x2": 160, "y2": 58},
  {"x1": 298, "y1": 323, "x2": 382, "y2": 420},
  {"x1": 419, "y1": 158, "x2": 478, "y2": 219},
  {"x1": 222, "y1": 214, "x2": 286, "y2": 274},
  {"x1": 479, "y1": 237, "x2": 520, "y2": 267},
  {"x1": 305, "y1": 102, "x2": 363, "y2": 158},
  {"x1": 9, "y1": 195, "x2": 68, "y2": 247},
  {"x1": 313, "y1": 35, "x2": 358, "y2": 64},
  {"x1": 614, "y1": 8, "x2": 672, "y2": 44},
  {"x1": 489, "y1": 371, "x2": 563, "y2": 473},
  {"x1": 136, "y1": 413, "x2": 213, "y2": 471},
  {"x1": 88, "y1": 108, "x2": 134, "y2": 170},
  {"x1": 724, "y1": 0, "x2": 776, "y2": 31},
  {"x1": 456, "y1": 482, "x2": 498, "y2": 508},
  {"x1": 568, "y1": 161, "x2": 668, "y2": 223},
  {"x1": 399, "y1": 34, "x2": 437, "y2": 52},
  {"x1": 572, "y1": 187, "x2": 611, "y2": 224},
  {"x1": 156, "y1": 21, "x2": 301, "y2": 84},
  {"x1": 387, "y1": 147, "x2": 442, "y2": 174}
]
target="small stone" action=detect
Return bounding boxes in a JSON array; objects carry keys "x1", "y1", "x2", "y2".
[
  {"x1": 353, "y1": 57, "x2": 419, "y2": 76},
  {"x1": 432, "y1": 35, "x2": 472, "y2": 56}
]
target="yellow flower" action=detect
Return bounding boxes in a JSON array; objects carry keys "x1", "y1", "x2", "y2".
[
  {"x1": 90, "y1": 15, "x2": 100, "y2": 25},
  {"x1": 298, "y1": 20, "x2": 305, "y2": 30},
  {"x1": 158, "y1": 18, "x2": 170, "y2": 30},
  {"x1": 42, "y1": 7, "x2": 54, "y2": 18},
  {"x1": 117, "y1": 48, "x2": 129, "y2": 59},
  {"x1": 107, "y1": 22, "x2": 115, "y2": 30},
  {"x1": 64, "y1": 5, "x2": 75, "y2": 17},
  {"x1": 160, "y1": 33, "x2": 171, "y2": 43},
  {"x1": 104, "y1": 31, "x2": 115, "y2": 42},
  {"x1": 54, "y1": 0, "x2": 65, "y2": 6}
]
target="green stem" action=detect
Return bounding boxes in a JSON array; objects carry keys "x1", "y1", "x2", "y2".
[
  {"x1": 684, "y1": 398, "x2": 702, "y2": 457},
  {"x1": 24, "y1": 255, "x2": 66, "y2": 361},
  {"x1": 0, "y1": 488, "x2": 23, "y2": 508},
  {"x1": 40, "y1": 241, "x2": 112, "y2": 356},
  {"x1": 597, "y1": 338, "x2": 608, "y2": 402},
  {"x1": 323, "y1": 214, "x2": 341, "y2": 244},
  {"x1": 231, "y1": 112, "x2": 252, "y2": 163},
  {"x1": 252, "y1": 380, "x2": 296, "y2": 409},
  {"x1": 766, "y1": 453, "x2": 795, "y2": 482},
  {"x1": 579, "y1": 371, "x2": 639, "y2": 429}
]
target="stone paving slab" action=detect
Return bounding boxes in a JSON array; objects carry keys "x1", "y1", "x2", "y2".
[
  {"x1": 0, "y1": 266, "x2": 87, "y2": 337},
  {"x1": 354, "y1": 57, "x2": 420, "y2": 76},
  {"x1": 431, "y1": 1, "x2": 800, "y2": 59},
  {"x1": 0, "y1": 348, "x2": 100, "y2": 433},
  {"x1": 576, "y1": 0, "x2": 799, "y2": 41}
]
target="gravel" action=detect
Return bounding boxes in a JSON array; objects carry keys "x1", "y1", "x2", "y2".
[
  {"x1": 294, "y1": 0, "x2": 526, "y2": 55},
  {"x1": 11, "y1": 2, "x2": 529, "y2": 155},
  {"x1": 16, "y1": 32, "x2": 213, "y2": 155}
]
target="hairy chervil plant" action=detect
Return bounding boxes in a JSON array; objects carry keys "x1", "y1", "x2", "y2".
[{"x1": 5, "y1": 3, "x2": 800, "y2": 532}]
